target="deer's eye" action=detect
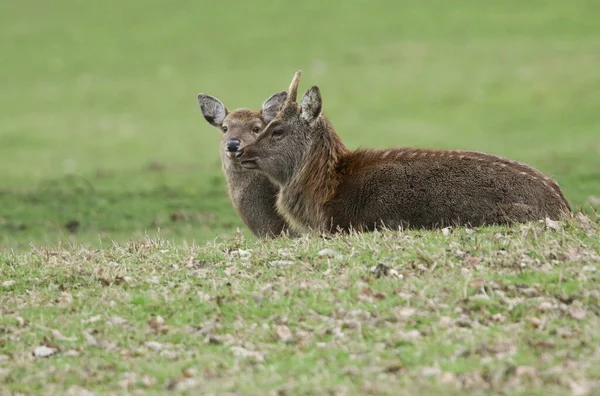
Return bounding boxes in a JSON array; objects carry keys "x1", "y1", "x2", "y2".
[
  {"x1": 252, "y1": 126, "x2": 261, "y2": 133},
  {"x1": 221, "y1": 125, "x2": 228, "y2": 133},
  {"x1": 272, "y1": 128, "x2": 284, "y2": 137}
]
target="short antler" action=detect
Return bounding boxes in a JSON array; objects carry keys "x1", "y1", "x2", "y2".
[{"x1": 286, "y1": 70, "x2": 302, "y2": 105}]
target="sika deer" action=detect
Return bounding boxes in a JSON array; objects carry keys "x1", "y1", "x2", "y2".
[
  {"x1": 197, "y1": 91, "x2": 293, "y2": 238},
  {"x1": 238, "y1": 71, "x2": 571, "y2": 234}
]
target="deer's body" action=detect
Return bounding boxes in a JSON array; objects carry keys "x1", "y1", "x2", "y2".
[
  {"x1": 280, "y1": 142, "x2": 570, "y2": 233},
  {"x1": 240, "y1": 72, "x2": 571, "y2": 234},
  {"x1": 197, "y1": 93, "x2": 293, "y2": 238}
]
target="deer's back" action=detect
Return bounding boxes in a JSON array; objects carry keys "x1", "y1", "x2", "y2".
[{"x1": 327, "y1": 148, "x2": 570, "y2": 231}]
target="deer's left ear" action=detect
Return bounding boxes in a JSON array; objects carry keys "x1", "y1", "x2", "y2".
[
  {"x1": 300, "y1": 86, "x2": 322, "y2": 123},
  {"x1": 261, "y1": 91, "x2": 288, "y2": 123}
]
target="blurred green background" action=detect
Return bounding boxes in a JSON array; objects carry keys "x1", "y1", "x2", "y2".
[{"x1": 1, "y1": 0, "x2": 599, "y2": 249}]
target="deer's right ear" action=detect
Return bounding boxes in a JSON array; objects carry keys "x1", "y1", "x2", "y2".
[
  {"x1": 300, "y1": 86, "x2": 322, "y2": 123},
  {"x1": 197, "y1": 94, "x2": 228, "y2": 127},
  {"x1": 261, "y1": 91, "x2": 288, "y2": 123}
]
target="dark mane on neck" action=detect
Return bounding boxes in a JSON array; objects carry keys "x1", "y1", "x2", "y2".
[{"x1": 296, "y1": 117, "x2": 349, "y2": 204}]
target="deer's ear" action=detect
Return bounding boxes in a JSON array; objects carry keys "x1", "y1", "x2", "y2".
[
  {"x1": 197, "y1": 94, "x2": 228, "y2": 127},
  {"x1": 261, "y1": 91, "x2": 288, "y2": 123},
  {"x1": 300, "y1": 86, "x2": 322, "y2": 123}
]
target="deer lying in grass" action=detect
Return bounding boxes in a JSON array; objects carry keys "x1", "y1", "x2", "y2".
[
  {"x1": 197, "y1": 91, "x2": 292, "y2": 238},
  {"x1": 238, "y1": 71, "x2": 571, "y2": 234}
]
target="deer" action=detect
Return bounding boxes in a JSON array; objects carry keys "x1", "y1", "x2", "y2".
[
  {"x1": 196, "y1": 90, "x2": 293, "y2": 238},
  {"x1": 238, "y1": 71, "x2": 572, "y2": 234}
]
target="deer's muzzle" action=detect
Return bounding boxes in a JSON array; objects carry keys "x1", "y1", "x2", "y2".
[{"x1": 238, "y1": 150, "x2": 258, "y2": 169}]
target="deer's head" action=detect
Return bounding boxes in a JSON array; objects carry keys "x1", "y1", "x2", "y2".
[
  {"x1": 239, "y1": 71, "x2": 324, "y2": 185},
  {"x1": 197, "y1": 91, "x2": 287, "y2": 171}
]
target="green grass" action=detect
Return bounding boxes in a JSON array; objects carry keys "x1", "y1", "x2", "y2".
[
  {"x1": 1, "y1": 0, "x2": 599, "y2": 249},
  {"x1": 1, "y1": 217, "x2": 599, "y2": 394},
  {"x1": 1, "y1": 0, "x2": 600, "y2": 393}
]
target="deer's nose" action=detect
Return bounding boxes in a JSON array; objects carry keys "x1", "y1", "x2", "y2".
[{"x1": 226, "y1": 139, "x2": 240, "y2": 152}]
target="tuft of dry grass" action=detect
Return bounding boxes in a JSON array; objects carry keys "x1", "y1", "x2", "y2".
[{"x1": 1, "y1": 214, "x2": 599, "y2": 394}]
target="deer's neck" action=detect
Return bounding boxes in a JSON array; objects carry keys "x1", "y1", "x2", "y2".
[{"x1": 278, "y1": 120, "x2": 348, "y2": 232}]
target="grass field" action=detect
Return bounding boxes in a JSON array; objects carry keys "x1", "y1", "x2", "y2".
[
  {"x1": 1, "y1": 0, "x2": 600, "y2": 394},
  {"x1": 1, "y1": 219, "x2": 599, "y2": 394}
]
